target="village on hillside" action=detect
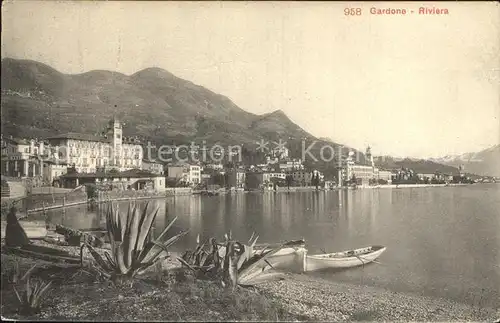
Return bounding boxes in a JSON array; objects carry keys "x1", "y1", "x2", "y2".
[{"x1": 1, "y1": 117, "x2": 489, "y2": 200}]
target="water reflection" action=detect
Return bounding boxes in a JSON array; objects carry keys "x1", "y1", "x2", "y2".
[{"x1": 46, "y1": 185, "x2": 500, "y2": 308}]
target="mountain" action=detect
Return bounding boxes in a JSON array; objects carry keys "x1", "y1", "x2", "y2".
[
  {"x1": 1, "y1": 58, "x2": 466, "y2": 177},
  {"x1": 430, "y1": 145, "x2": 500, "y2": 177},
  {"x1": 0, "y1": 58, "x2": 354, "y2": 166},
  {"x1": 374, "y1": 156, "x2": 460, "y2": 175}
]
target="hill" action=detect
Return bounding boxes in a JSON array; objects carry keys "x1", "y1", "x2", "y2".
[
  {"x1": 1, "y1": 58, "x2": 463, "y2": 177},
  {"x1": 374, "y1": 156, "x2": 460, "y2": 175},
  {"x1": 0, "y1": 58, "x2": 356, "y2": 167}
]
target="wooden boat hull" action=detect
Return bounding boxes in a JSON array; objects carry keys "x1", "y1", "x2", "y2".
[
  {"x1": 305, "y1": 245, "x2": 386, "y2": 272},
  {"x1": 253, "y1": 240, "x2": 307, "y2": 273},
  {"x1": 3, "y1": 245, "x2": 83, "y2": 265},
  {"x1": 216, "y1": 239, "x2": 307, "y2": 273},
  {"x1": 1, "y1": 221, "x2": 48, "y2": 239},
  {"x1": 260, "y1": 246, "x2": 307, "y2": 273}
]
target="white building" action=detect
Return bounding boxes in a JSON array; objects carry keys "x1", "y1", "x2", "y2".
[
  {"x1": 263, "y1": 172, "x2": 287, "y2": 182},
  {"x1": 343, "y1": 147, "x2": 392, "y2": 185},
  {"x1": 42, "y1": 161, "x2": 68, "y2": 185},
  {"x1": 272, "y1": 146, "x2": 289, "y2": 159},
  {"x1": 142, "y1": 159, "x2": 164, "y2": 175},
  {"x1": 1, "y1": 136, "x2": 45, "y2": 178},
  {"x1": 46, "y1": 119, "x2": 143, "y2": 174},
  {"x1": 204, "y1": 163, "x2": 223, "y2": 171},
  {"x1": 279, "y1": 159, "x2": 304, "y2": 172},
  {"x1": 188, "y1": 165, "x2": 201, "y2": 184},
  {"x1": 377, "y1": 170, "x2": 392, "y2": 183}
]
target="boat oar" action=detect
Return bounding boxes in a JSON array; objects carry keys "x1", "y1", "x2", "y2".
[{"x1": 356, "y1": 255, "x2": 383, "y2": 265}]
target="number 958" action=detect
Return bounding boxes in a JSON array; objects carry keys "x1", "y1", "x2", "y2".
[{"x1": 344, "y1": 8, "x2": 362, "y2": 16}]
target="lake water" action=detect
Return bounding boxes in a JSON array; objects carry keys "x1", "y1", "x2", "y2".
[{"x1": 39, "y1": 184, "x2": 500, "y2": 308}]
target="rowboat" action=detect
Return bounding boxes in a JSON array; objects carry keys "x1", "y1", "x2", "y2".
[
  {"x1": 3, "y1": 244, "x2": 83, "y2": 265},
  {"x1": 215, "y1": 239, "x2": 307, "y2": 273},
  {"x1": 254, "y1": 239, "x2": 307, "y2": 273},
  {"x1": 305, "y1": 245, "x2": 386, "y2": 272}
]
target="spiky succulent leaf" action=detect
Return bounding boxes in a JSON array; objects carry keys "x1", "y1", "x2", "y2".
[
  {"x1": 20, "y1": 264, "x2": 37, "y2": 282},
  {"x1": 227, "y1": 246, "x2": 238, "y2": 290},
  {"x1": 13, "y1": 286, "x2": 22, "y2": 305},
  {"x1": 103, "y1": 251, "x2": 115, "y2": 268},
  {"x1": 239, "y1": 271, "x2": 285, "y2": 285},
  {"x1": 237, "y1": 245, "x2": 285, "y2": 283},
  {"x1": 115, "y1": 243, "x2": 129, "y2": 275},
  {"x1": 126, "y1": 203, "x2": 141, "y2": 267},
  {"x1": 136, "y1": 203, "x2": 160, "y2": 251},
  {"x1": 177, "y1": 257, "x2": 197, "y2": 272}
]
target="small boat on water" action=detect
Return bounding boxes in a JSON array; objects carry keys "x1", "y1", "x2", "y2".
[{"x1": 305, "y1": 245, "x2": 386, "y2": 272}]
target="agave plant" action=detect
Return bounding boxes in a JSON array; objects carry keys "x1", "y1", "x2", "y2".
[
  {"x1": 84, "y1": 201, "x2": 188, "y2": 283},
  {"x1": 178, "y1": 235, "x2": 220, "y2": 278},
  {"x1": 13, "y1": 277, "x2": 52, "y2": 315},
  {"x1": 221, "y1": 232, "x2": 287, "y2": 290},
  {"x1": 179, "y1": 231, "x2": 288, "y2": 290},
  {"x1": 8, "y1": 262, "x2": 37, "y2": 286}
]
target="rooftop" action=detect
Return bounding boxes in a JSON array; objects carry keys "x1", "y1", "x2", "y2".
[
  {"x1": 60, "y1": 168, "x2": 163, "y2": 179},
  {"x1": 46, "y1": 132, "x2": 109, "y2": 143},
  {"x1": 2, "y1": 137, "x2": 31, "y2": 145}
]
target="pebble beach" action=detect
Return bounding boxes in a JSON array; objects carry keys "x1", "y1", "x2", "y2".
[
  {"x1": 2, "y1": 239, "x2": 499, "y2": 321},
  {"x1": 259, "y1": 273, "x2": 500, "y2": 322}
]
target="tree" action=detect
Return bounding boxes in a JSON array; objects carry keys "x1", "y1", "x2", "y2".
[
  {"x1": 285, "y1": 174, "x2": 293, "y2": 189},
  {"x1": 315, "y1": 173, "x2": 320, "y2": 189}
]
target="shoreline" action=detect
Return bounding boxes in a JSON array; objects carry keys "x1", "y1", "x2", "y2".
[
  {"x1": 259, "y1": 273, "x2": 499, "y2": 321},
  {"x1": 1, "y1": 244, "x2": 498, "y2": 321}
]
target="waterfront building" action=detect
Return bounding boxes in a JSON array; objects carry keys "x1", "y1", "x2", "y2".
[
  {"x1": 245, "y1": 171, "x2": 286, "y2": 189},
  {"x1": 59, "y1": 168, "x2": 166, "y2": 192},
  {"x1": 1, "y1": 136, "x2": 45, "y2": 178},
  {"x1": 45, "y1": 119, "x2": 143, "y2": 174},
  {"x1": 188, "y1": 165, "x2": 201, "y2": 185},
  {"x1": 142, "y1": 159, "x2": 164, "y2": 175},
  {"x1": 200, "y1": 172, "x2": 212, "y2": 186},
  {"x1": 312, "y1": 169, "x2": 325, "y2": 181},
  {"x1": 227, "y1": 169, "x2": 246, "y2": 189},
  {"x1": 279, "y1": 159, "x2": 304, "y2": 172},
  {"x1": 42, "y1": 160, "x2": 69, "y2": 186},
  {"x1": 204, "y1": 163, "x2": 224, "y2": 171},
  {"x1": 417, "y1": 173, "x2": 436, "y2": 181},
  {"x1": 324, "y1": 180, "x2": 336, "y2": 190},
  {"x1": 343, "y1": 146, "x2": 393, "y2": 185},
  {"x1": 346, "y1": 164, "x2": 374, "y2": 185},
  {"x1": 377, "y1": 169, "x2": 393, "y2": 183},
  {"x1": 291, "y1": 170, "x2": 312, "y2": 186},
  {"x1": 167, "y1": 165, "x2": 186, "y2": 181},
  {"x1": 265, "y1": 172, "x2": 287, "y2": 182},
  {"x1": 166, "y1": 163, "x2": 201, "y2": 185}
]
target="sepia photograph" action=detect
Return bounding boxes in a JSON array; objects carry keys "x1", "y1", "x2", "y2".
[{"x1": 1, "y1": 0, "x2": 499, "y2": 321}]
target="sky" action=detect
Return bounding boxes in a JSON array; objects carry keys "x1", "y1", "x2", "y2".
[{"x1": 1, "y1": 1, "x2": 499, "y2": 158}]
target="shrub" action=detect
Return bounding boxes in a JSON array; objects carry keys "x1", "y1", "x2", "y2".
[
  {"x1": 13, "y1": 278, "x2": 53, "y2": 315},
  {"x1": 10, "y1": 263, "x2": 52, "y2": 315},
  {"x1": 179, "y1": 232, "x2": 295, "y2": 291},
  {"x1": 84, "y1": 201, "x2": 188, "y2": 285}
]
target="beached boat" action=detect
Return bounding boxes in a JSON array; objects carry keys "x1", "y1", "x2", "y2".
[
  {"x1": 214, "y1": 239, "x2": 307, "y2": 273},
  {"x1": 305, "y1": 245, "x2": 386, "y2": 272},
  {"x1": 3, "y1": 244, "x2": 83, "y2": 265},
  {"x1": 254, "y1": 239, "x2": 307, "y2": 272}
]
